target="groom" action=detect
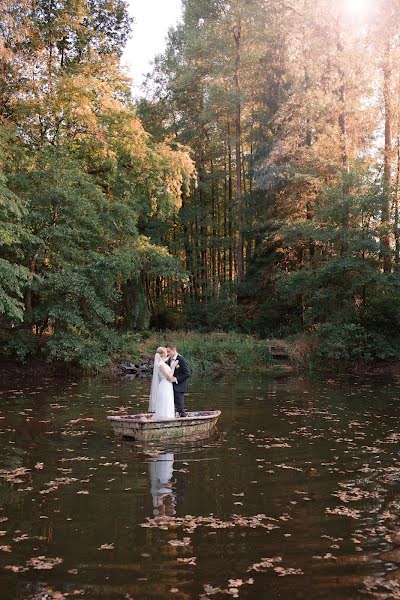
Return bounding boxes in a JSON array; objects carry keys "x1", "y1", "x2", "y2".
[{"x1": 166, "y1": 343, "x2": 191, "y2": 417}]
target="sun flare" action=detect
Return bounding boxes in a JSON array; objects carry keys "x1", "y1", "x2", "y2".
[{"x1": 345, "y1": 0, "x2": 371, "y2": 17}]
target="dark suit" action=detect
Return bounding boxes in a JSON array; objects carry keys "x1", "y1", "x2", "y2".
[{"x1": 169, "y1": 354, "x2": 191, "y2": 415}]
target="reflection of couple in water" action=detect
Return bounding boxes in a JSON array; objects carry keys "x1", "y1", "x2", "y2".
[
  {"x1": 149, "y1": 452, "x2": 176, "y2": 517},
  {"x1": 149, "y1": 343, "x2": 191, "y2": 419}
]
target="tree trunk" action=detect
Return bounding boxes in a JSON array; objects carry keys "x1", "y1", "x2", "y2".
[
  {"x1": 24, "y1": 288, "x2": 32, "y2": 313},
  {"x1": 336, "y1": 32, "x2": 350, "y2": 256},
  {"x1": 227, "y1": 124, "x2": 234, "y2": 282},
  {"x1": 210, "y1": 158, "x2": 217, "y2": 290},
  {"x1": 234, "y1": 20, "x2": 244, "y2": 283},
  {"x1": 394, "y1": 135, "x2": 400, "y2": 264},
  {"x1": 223, "y1": 142, "x2": 228, "y2": 283},
  {"x1": 336, "y1": 35, "x2": 349, "y2": 176},
  {"x1": 193, "y1": 198, "x2": 201, "y2": 303},
  {"x1": 382, "y1": 42, "x2": 393, "y2": 273}
]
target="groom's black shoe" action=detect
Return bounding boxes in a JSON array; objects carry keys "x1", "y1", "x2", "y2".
[{"x1": 179, "y1": 412, "x2": 188, "y2": 418}]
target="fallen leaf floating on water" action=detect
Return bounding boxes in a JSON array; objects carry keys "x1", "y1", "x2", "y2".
[
  {"x1": 381, "y1": 511, "x2": 398, "y2": 521},
  {"x1": 13, "y1": 534, "x2": 45, "y2": 542},
  {"x1": 98, "y1": 543, "x2": 114, "y2": 550},
  {"x1": 274, "y1": 566, "x2": 304, "y2": 576},
  {"x1": 4, "y1": 565, "x2": 29, "y2": 573},
  {"x1": 60, "y1": 456, "x2": 93, "y2": 462},
  {"x1": 201, "y1": 584, "x2": 224, "y2": 597},
  {"x1": 39, "y1": 477, "x2": 78, "y2": 495},
  {"x1": 275, "y1": 463, "x2": 303, "y2": 472},
  {"x1": 247, "y1": 556, "x2": 282, "y2": 572},
  {"x1": 62, "y1": 430, "x2": 88, "y2": 437},
  {"x1": 27, "y1": 584, "x2": 84, "y2": 599},
  {"x1": 177, "y1": 556, "x2": 196, "y2": 565},
  {"x1": 0, "y1": 467, "x2": 30, "y2": 484},
  {"x1": 325, "y1": 507, "x2": 361, "y2": 519},
  {"x1": 364, "y1": 575, "x2": 400, "y2": 597},
  {"x1": 202, "y1": 578, "x2": 255, "y2": 598},
  {"x1": 168, "y1": 538, "x2": 191, "y2": 546},
  {"x1": 229, "y1": 580, "x2": 243, "y2": 588},
  {"x1": 0, "y1": 545, "x2": 11, "y2": 552},
  {"x1": 332, "y1": 487, "x2": 378, "y2": 502},
  {"x1": 141, "y1": 514, "x2": 279, "y2": 533},
  {"x1": 26, "y1": 556, "x2": 63, "y2": 570}
]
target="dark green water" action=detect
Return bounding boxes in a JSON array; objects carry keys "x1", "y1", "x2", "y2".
[{"x1": 1, "y1": 373, "x2": 400, "y2": 599}]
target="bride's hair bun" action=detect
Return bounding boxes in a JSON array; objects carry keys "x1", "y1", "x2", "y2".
[{"x1": 156, "y1": 346, "x2": 167, "y2": 356}]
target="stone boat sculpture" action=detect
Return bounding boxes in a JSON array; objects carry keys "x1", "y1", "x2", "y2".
[{"x1": 107, "y1": 410, "x2": 221, "y2": 443}]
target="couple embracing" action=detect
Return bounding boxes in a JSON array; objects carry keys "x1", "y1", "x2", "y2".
[{"x1": 149, "y1": 343, "x2": 191, "y2": 419}]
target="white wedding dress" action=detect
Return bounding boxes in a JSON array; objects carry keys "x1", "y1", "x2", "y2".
[{"x1": 149, "y1": 355, "x2": 175, "y2": 419}]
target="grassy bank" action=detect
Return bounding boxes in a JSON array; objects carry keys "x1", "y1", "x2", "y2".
[
  {"x1": 115, "y1": 331, "x2": 287, "y2": 375},
  {"x1": 4, "y1": 329, "x2": 399, "y2": 379},
  {"x1": 0, "y1": 331, "x2": 295, "y2": 379}
]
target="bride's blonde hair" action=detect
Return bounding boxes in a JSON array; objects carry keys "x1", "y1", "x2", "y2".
[{"x1": 156, "y1": 346, "x2": 167, "y2": 359}]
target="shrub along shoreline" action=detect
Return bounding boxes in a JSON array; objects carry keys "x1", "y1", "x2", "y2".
[
  {"x1": 2, "y1": 329, "x2": 400, "y2": 382},
  {"x1": 112, "y1": 330, "x2": 400, "y2": 379},
  {"x1": 113, "y1": 331, "x2": 288, "y2": 376},
  {"x1": 0, "y1": 332, "x2": 291, "y2": 381}
]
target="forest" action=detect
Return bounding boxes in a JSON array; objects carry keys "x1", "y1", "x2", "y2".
[{"x1": 1, "y1": 0, "x2": 400, "y2": 368}]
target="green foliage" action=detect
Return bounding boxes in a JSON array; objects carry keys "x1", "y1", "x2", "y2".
[
  {"x1": 5, "y1": 331, "x2": 39, "y2": 363},
  {"x1": 150, "y1": 302, "x2": 187, "y2": 331},
  {"x1": 315, "y1": 323, "x2": 400, "y2": 362},
  {"x1": 261, "y1": 172, "x2": 400, "y2": 362},
  {"x1": 120, "y1": 278, "x2": 151, "y2": 331},
  {"x1": 181, "y1": 286, "x2": 244, "y2": 333},
  {"x1": 4, "y1": 0, "x2": 400, "y2": 372},
  {"x1": 0, "y1": 0, "x2": 194, "y2": 369},
  {"x1": 205, "y1": 286, "x2": 243, "y2": 331},
  {"x1": 0, "y1": 260, "x2": 30, "y2": 322},
  {"x1": 361, "y1": 283, "x2": 400, "y2": 336},
  {"x1": 0, "y1": 135, "x2": 32, "y2": 322},
  {"x1": 145, "y1": 331, "x2": 274, "y2": 374},
  {"x1": 138, "y1": 0, "x2": 400, "y2": 369},
  {"x1": 121, "y1": 330, "x2": 276, "y2": 374}
]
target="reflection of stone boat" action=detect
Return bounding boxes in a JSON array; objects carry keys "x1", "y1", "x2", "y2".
[{"x1": 107, "y1": 410, "x2": 221, "y2": 442}]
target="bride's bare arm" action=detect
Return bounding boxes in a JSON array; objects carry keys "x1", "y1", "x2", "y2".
[{"x1": 159, "y1": 362, "x2": 176, "y2": 382}]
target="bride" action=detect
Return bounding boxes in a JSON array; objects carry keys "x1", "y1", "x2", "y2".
[{"x1": 149, "y1": 346, "x2": 179, "y2": 419}]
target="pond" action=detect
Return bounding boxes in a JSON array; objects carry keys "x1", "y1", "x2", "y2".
[{"x1": 0, "y1": 373, "x2": 400, "y2": 599}]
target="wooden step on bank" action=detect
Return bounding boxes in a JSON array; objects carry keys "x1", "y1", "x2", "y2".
[{"x1": 267, "y1": 345, "x2": 289, "y2": 359}]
